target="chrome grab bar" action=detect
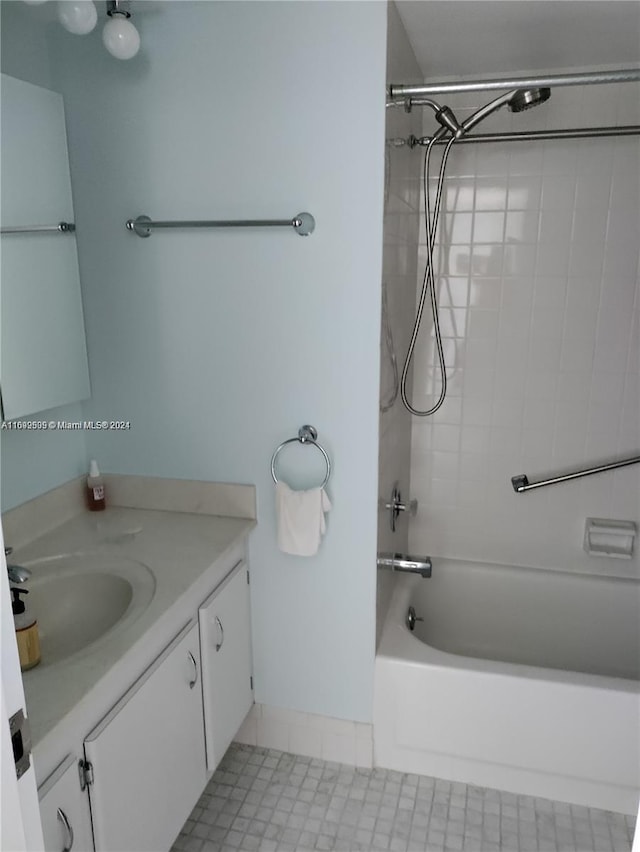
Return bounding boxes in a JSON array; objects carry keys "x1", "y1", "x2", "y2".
[{"x1": 511, "y1": 454, "x2": 640, "y2": 493}]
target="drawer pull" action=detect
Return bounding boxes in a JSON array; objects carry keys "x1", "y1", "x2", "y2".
[
  {"x1": 215, "y1": 616, "x2": 224, "y2": 652},
  {"x1": 56, "y1": 808, "x2": 74, "y2": 852},
  {"x1": 187, "y1": 651, "x2": 198, "y2": 689}
]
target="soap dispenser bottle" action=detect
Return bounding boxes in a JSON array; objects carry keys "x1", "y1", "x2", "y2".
[
  {"x1": 12, "y1": 587, "x2": 41, "y2": 671},
  {"x1": 87, "y1": 458, "x2": 106, "y2": 511}
]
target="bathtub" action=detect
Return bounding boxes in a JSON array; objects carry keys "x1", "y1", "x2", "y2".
[{"x1": 374, "y1": 559, "x2": 640, "y2": 814}]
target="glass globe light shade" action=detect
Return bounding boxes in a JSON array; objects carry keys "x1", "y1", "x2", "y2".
[
  {"x1": 57, "y1": 0, "x2": 97, "y2": 34},
  {"x1": 102, "y1": 15, "x2": 140, "y2": 60}
]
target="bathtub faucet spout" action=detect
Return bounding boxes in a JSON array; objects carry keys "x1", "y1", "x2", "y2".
[{"x1": 377, "y1": 552, "x2": 432, "y2": 578}]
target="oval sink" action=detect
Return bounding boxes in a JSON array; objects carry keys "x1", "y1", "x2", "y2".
[{"x1": 22, "y1": 554, "x2": 155, "y2": 669}]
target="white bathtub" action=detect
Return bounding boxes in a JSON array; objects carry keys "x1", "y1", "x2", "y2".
[{"x1": 374, "y1": 559, "x2": 640, "y2": 814}]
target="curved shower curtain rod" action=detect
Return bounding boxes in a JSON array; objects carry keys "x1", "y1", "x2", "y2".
[{"x1": 388, "y1": 67, "x2": 640, "y2": 100}]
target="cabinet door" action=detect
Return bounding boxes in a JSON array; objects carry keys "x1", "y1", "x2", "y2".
[
  {"x1": 199, "y1": 562, "x2": 253, "y2": 772},
  {"x1": 38, "y1": 754, "x2": 94, "y2": 852},
  {"x1": 84, "y1": 621, "x2": 206, "y2": 852}
]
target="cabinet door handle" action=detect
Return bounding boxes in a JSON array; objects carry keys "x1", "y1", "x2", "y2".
[
  {"x1": 56, "y1": 808, "x2": 74, "y2": 852},
  {"x1": 215, "y1": 616, "x2": 224, "y2": 652},
  {"x1": 187, "y1": 651, "x2": 198, "y2": 689}
]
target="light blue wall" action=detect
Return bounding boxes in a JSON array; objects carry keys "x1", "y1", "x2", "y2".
[
  {"x1": 0, "y1": 3, "x2": 88, "y2": 511},
  {"x1": 43, "y1": 1, "x2": 386, "y2": 722}
]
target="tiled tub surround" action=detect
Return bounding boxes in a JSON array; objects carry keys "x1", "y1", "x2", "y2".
[
  {"x1": 172, "y1": 742, "x2": 636, "y2": 852},
  {"x1": 2, "y1": 475, "x2": 256, "y2": 784},
  {"x1": 377, "y1": 2, "x2": 423, "y2": 647},
  {"x1": 406, "y1": 80, "x2": 640, "y2": 579},
  {"x1": 374, "y1": 569, "x2": 640, "y2": 814}
]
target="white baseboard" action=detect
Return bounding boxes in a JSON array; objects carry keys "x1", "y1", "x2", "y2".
[{"x1": 234, "y1": 703, "x2": 373, "y2": 769}]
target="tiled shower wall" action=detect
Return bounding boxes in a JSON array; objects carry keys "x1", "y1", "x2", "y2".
[
  {"x1": 377, "y1": 4, "x2": 422, "y2": 645},
  {"x1": 407, "y1": 80, "x2": 639, "y2": 579}
]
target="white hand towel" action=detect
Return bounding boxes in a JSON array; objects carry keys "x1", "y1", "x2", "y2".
[{"x1": 275, "y1": 481, "x2": 332, "y2": 556}]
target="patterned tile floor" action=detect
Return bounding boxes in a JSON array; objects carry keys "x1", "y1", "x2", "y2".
[{"x1": 171, "y1": 743, "x2": 636, "y2": 852}]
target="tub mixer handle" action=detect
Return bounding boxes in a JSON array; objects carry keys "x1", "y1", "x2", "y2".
[{"x1": 383, "y1": 482, "x2": 418, "y2": 532}]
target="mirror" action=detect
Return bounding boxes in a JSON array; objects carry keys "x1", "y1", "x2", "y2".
[{"x1": 1, "y1": 73, "x2": 90, "y2": 421}]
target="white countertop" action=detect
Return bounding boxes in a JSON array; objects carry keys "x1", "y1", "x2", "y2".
[{"x1": 14, "y1": 505, "x2": 255, "y2": 784}]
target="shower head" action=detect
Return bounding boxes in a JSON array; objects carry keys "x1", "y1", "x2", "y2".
[
  {"x1": 407, "y1": 87, "x2": 552, "y2": 146},
  {"x1": 508, "y1": 87, "x2": 551, "y2": 113},
  {"x1": 461, "y1": 87, "x2": 552, "y2": 135}
]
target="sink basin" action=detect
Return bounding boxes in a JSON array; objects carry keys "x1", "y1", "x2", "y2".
[{"x1": 22, "y1": 554, "x2": 155, "y2": 669}]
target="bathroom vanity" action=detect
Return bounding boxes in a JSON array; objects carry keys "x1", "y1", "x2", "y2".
[{"x1": 5, "y1": 478, "x2": 256, "y2": 852}]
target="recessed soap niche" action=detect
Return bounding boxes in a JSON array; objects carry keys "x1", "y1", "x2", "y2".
[{"x1": 584, "y1": 518, "x2": 637, "y2": 559}]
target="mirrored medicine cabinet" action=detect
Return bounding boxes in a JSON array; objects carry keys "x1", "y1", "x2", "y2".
[{"x1": 1, "y1": 73, "x2": 91, "y2": 421}]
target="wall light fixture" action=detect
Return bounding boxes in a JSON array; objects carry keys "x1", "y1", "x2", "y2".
[
  {"x1": 103, "y1": 0, "x2": 140, "y2": 60},
  {"x1": 23, "y1": 0, "x2": 141, "y2": 60}
]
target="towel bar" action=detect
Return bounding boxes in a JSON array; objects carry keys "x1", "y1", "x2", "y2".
[
  {"x1": 1, "y1": 221, "x2": 75, "y2": 234},
  {"x1": 126, "y1": 212, "x2": 315, "y2": 238}
]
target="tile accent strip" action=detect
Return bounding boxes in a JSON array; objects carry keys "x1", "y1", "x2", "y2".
[{"x1": 234, "y1": 704, "x2": 373, "y2": 770}]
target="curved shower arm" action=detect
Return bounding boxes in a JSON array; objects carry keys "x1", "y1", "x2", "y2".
[{"x1": 460, "y1": 90, "x2": 517, "y2": 135}]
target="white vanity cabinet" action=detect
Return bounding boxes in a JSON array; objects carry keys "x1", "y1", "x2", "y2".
[
  {"x1": 199, "y1": 560, "x2": 253, "y2": 772},
  {"x1": 83, "y1": 621, "x2": 207, "y2": 852},
  {"x1": 38, "y1": 754, "x2": 94, "y2": 852}
]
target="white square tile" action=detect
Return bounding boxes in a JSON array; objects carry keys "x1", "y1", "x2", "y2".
[
  {"x1": 431, "y1": 424, "x2": 461, "y2": 453},
  {"x1": 288, "y1": 725, "x2": 323, "y2": 760},
  {"x1": 507, "y1": 175, "x2": 541, "y2": 209},
  {"x1": 256, "y1": 719, "x2": 289, "y2": 753},
  {"x1": 503, "y1": 243, "x2": 536, "y2": 276},
  {"x1": 505, "y1": 210, "x2": 540, "y2": 242},
  {"x1": 355, "y1": 737, "x2": 373, "y2": 770},
  {"x1": 467, "y1": 310, "x2": 499, "y2": 340},
  {"x1": 474, "y1": 179, "x2": 507, "y2": 211},
  {"x1": 535, "y1": 239, "x2": 570, "y2": 277},
  {"x1": 234, "y1": 714, "x2": 258, "y2": 747},
  {"x1": 508, "y1": 146, "x2": 543, "y2": 176},
  {"x1": 541, "y1": 175, "x2": 576, "y2": 209},
  {"x1": 437, "y1": 277, "x2": 469, "y2": 307},
  {"x1": 531, "y1": 304, "x2": 565, "y2": 339},
  {"x1": 473, "y1": 211, "x2": 505, "y2": 243},
  {"x1": 501, "y1": 276, "x2": 533, "y2": 310},
  {"x1": 460, "y1": 425, "x2": 490, "y2": 453},
  {"x1": 322, "y1": 733, "x2": 356, "y2": 766},
  {"x1": 443, "y1": 212, "x2": 473, "y2": 243},
  {"x1": 527, "y1": 338, "x2": 562, "y2": 372},
  {"x1": 469, "y1": 278, "x2": 501, "y2": 309},
  {"x1": 321, "y1": 716, "x2": 356, "y2": 737},
  {"x1": 560, "y1": 337, "x2": 595, "y2": 373},
  {"x1": 539, "y1": 207, "x2": 573, "y2": 245}
]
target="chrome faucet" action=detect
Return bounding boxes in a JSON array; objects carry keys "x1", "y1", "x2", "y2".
[
  {"x1": 5, "y1": 547, "x2": 31, "y2": 584},
  {"x1": 377, "y1": 552, "x2": 432, "y2": 578}
]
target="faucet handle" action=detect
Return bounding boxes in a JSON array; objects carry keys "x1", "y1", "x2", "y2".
[{"x1": 5, "y1": 547, "x2": 13, "y2": 557}]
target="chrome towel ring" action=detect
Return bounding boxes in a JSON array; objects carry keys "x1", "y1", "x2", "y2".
[{"x1": 270, "y1": 425, "x2": 331, "y2": 488}]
